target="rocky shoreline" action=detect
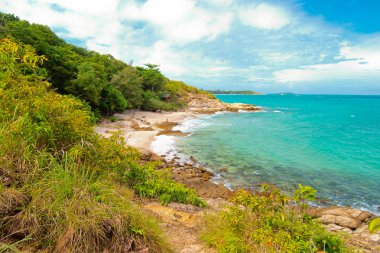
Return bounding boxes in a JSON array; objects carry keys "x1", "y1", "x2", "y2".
[
  {"x1": 96, "y1": 98, "x2": 379, "y2": 252},
  {"x1": 141, "y1": 148, "x2": 380, "y2": 252}
]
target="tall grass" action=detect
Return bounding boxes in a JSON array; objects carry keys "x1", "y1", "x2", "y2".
[{"x1": 0, "y1": 38, "x2": 203, "y2": 252}]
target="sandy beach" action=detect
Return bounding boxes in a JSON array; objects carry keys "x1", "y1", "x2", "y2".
[{"x1": 95, "y1": 110, "x2": 198, "y2": 153}]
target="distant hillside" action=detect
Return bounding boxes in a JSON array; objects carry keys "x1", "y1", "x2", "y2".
[
  {"x1": 208, "y1": 89, "x2": 262, "y2": 95},
  {"x1": 0, "y1": 12, "x2": 215, "y2": 117}
]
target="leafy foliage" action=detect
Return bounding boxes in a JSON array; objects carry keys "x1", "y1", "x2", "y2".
[
  {"x1": 368, "y1": 218, "x2": 380, "y2": 233},
  {"x1": 0, "y1": 12, "x2": 216, "y2": 116},
  {"x1": 99, "y1": 85, "x2": 128, "y2": 115},
  {"x1": 123, "y1": 161, "x2": 206, "y2": 207},
  {"x1": 200, "y1": 184, "x2": 347, "y2": 253},
  {"x1": 137, "y1": 64, "x2": 165, "y2": 92},
  {"x1": 0, "y1": 38, "x2": 206, "y2": 252},
  {"x1": 111, "y1": 66, "x2": 144, "y2": 109}
]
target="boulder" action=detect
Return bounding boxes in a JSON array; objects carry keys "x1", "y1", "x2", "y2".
[{"x1": 307, "y1": 206, "x2": 374, "y2": 229}]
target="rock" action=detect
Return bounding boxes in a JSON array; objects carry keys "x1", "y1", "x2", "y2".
[
  {"x1": 189, "y1": 156, "x2": 197, "y2": 164},
  {"x1": 167, "y1": 202, "x2": 202, "y2": 213},
  {"x1": 145, "y1": 203, "x2": 197, "y2": 228},
  {"x1": 157, "y1": 130, "x2": 188, "y2": 136},
  {"x1": 369, "y1": 234, "x2": 380, "y2": 242},
  {"x1": 325, "y1": 224, "x2": 344, "y2": 232},
  {"x1": 219, "y1": 168, "x2": 228, "y2": 173},
  {"x1": 180, "y1": 244, "x2": 203, "y2": 253},
  {"x1": 140, "y1": 151, "x2": 163, "y2": 162},
  {"x1": 307, "y1": 206, "x2": 373, "y2": 229}
]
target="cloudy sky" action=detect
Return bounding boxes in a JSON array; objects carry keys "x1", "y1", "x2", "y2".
[{"x1": 2, "y1": 0, "x2": 380, "y2": 94}]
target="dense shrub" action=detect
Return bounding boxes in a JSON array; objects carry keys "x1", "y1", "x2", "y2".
[
  {"x1": 124, "y1": 161, "x2": 206, "y2": 207},
  {"x1": 141, "y1": 90, "x2": 181, "y2": 111},
  {"x1": 200, "y1": 184, "x2": 347, "y2": 253},
  {"x1": 100, "y1": 85, "x2": 128, "y2": 115},
  {"x1": 0, "y1": 38, "x2": 205, "y2": 252}
]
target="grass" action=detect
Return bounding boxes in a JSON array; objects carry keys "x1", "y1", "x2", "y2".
[
  {"x1": 0, "y1": 38, "x2": 204, "y2": 252},
  {"x1": 124, "y1": 161, "x2": 206, "y2": 207}
]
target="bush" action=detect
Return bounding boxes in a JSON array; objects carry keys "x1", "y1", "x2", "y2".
[
  {"x1": 200, "y1": 184, "x2": 347, "y2": 253},
  {"x1": 141, "y1": 90, "x2": 180, "y2": 111},
  {"x1": 1, "y1": 39, "x2": 204, "y2": 252},
  {"x1": 124, "y1": 161, "x2": 206, "y2": 207},
  {"x1": 100, "y1": 85, "x2": 128, "y2": 115}
]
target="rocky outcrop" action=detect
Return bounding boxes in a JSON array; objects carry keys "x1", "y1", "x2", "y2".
[
  {"x1": 307, "y1": 206, "x2": 374, "y2": 229},
  {"x1": 185, "y1": 93, "x2": 260, "y2": 113},
  {"x1": 308, "y1": 206, "x2": 380, "y2": 252},
  {"x1": 140, "y1": 151, "x2": 233, "y2": 200}
]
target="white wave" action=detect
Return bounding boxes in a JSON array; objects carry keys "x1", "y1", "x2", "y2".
[
  {"x1": 173, "y1": 117, "x2": 212, "y2": 133},
  {"x1": 150, "y1": 135, "x2": 177, "y2": 160},
  {"x1": 273, "y1": 110, "x2": 282, "y2": 113}
]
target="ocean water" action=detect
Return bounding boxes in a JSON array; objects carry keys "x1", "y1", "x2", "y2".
[{"x1": 169, "y1": 94, "x2": 380, "y2": 214}]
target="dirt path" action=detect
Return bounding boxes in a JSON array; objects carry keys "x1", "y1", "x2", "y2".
[{"x1": 143, "y1": 199, "x2": 229, "y2": 253}]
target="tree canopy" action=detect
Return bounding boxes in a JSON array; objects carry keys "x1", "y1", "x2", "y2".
[{"x1": 0, "y1": 12, "x2": 214, "y2": 117}]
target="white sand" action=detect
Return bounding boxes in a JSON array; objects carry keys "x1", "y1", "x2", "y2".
[{"x1": 95, "y1": 110, "x2": 197, "y2": 153}]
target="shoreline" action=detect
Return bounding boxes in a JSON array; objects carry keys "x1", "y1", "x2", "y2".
[
  {"x1": 96, "y1": 106, "x2": 380, "y2": 251},
  {"x1": 96, "y1": 107, "x2": 380, "y2": 214},
  {"x1": 95, "y1": 110, "x2": 197, "y2": 153}
]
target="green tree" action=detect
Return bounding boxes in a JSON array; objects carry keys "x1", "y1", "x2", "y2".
[
  {"x1": 100, "y1": 85, "x2": 128, "y2": 115},
  {"x1": 111, "y1": 66, "x2": 144, "y2": 108},
  {"x1": 137, "y1": 64, "x2": 165, "y2": 92},
  {"x1": 88, "y1": 52, "x2": 126, "y2": 80},
  {"x1": 66, "y1": 61, "x2": 108, "y2": 107}
]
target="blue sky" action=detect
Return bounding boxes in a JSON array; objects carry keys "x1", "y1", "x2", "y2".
[{"x1": 2, "y1": 0, "x2": 380, "y2": 94}]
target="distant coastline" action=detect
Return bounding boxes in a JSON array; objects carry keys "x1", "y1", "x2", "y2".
[{"x1": 207, "y1": 89, "x2": 263, "y2": 95}]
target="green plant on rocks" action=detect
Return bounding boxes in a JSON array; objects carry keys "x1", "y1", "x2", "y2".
[{"x1": 200, "y1": 184, "x2": 347, "y2": 253}]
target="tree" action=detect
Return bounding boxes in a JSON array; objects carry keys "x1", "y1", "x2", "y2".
[
  {"x1": 100, "y1": 85, "x2": 128, "y2": 115},
  {"x1": 111, "y1": 66, "x2": 144, "y2": 109},
  {"x1": 137, "y1": 64, "x2": 165, "y2": 92},
  {"x1": 66, "y1": 61, "x2": 108, "y2": 107}
]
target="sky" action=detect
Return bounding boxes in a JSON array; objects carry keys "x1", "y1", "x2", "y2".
[{"x1": 2, "y1": 0, "x2": 380, "y2": 94}]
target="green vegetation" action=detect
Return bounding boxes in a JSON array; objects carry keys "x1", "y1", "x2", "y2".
[
  {"x1": 200, "y1": 184, "x2": 347, "y2": 253},
  {"x1": 208, "y1": 89, "x2": 261, "y2": 95},
  {"x1": 0, "y1": 37, "x2": 204, "y2": 252},
  {"x1": 369, "y1": 218, "x2": 380, "y2": 233},
  {"x1": 0, "y1": 12, "x2": 216, "y2": 117},
  {"x1": 124, "y1": 161, "x2": 206, "y2": 206},
  {"x1": 0, "y1": 12, "x2": 351, "y2": 253}
]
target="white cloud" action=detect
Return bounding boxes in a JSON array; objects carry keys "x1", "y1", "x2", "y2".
[
  {"x1": 239, "y1": 3, "x2": 290, "y2": 30},
  {"x1": 123, "y1": 0, "x2": 233, "y2": 43},
  {"x1": 273, "y1": 41, "x2": 380, "y2": 83},
  {"x1": 1, "y1": 0, "x2": 379, "y2": 92}
]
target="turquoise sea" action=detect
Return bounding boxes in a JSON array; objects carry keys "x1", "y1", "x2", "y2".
[{"x1": 174, "y1": 94, "x2": 380, "y2": 214}]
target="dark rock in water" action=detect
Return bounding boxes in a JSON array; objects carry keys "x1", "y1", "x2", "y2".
[
  {"x1": 219, "y1": 168, "x2": 228, "y2": 173},
  {"x1": 377, "y1": 206, "x2": 380, "y2": 212},
  {"x1": 189, "y1": 156, "x2": 197, "y2": 164},
  {"x1": 140, "y1": 151, "x2": 163, "y2": 162}
]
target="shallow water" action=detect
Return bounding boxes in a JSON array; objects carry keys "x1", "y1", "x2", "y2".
[{"x1": 172, "y1": 94, "x2": 380, "y2": 214}]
